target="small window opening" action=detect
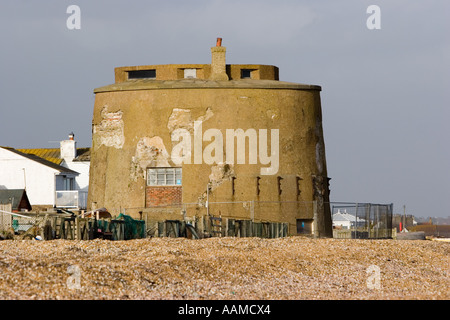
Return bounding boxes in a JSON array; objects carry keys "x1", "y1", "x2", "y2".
[
  {"x1": 297, "y1": 219, "x2": 313, "y2": 235},
  {"x1": 241, "y1": 69, "x2": 253, "y2": 79},
  {"x1": 128, "y1": 69, "x2": 156, "y2": 80},
  {"x1": 184, "y1": 69, "x2": 197, "y2": 79}
]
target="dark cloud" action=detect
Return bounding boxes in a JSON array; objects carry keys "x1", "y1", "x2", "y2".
[{"x1": 0, "y1": 0, "x2": 448, "y2": 217}]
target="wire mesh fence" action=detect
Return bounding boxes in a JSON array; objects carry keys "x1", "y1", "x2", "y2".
[
  {"x1": 0, "y1": 207, "x2": 38, "y2": 239},
  {"x1": 330, "y1": 202, "x2": 393, "y2": 239}
]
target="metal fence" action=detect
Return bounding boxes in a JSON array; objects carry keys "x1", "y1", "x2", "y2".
[
  {"x1": 0, "y1": 207, "x2": 37, "y2": 238},
  {"x1": 331, "y1": 202, "x2": 393, "y2": 239}
]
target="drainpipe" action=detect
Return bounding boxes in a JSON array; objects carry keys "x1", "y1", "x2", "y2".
[{"x1": 54, "y1": 172, "x2": 58, "y2": 208}]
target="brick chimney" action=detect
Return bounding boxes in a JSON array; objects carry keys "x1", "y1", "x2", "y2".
[
  {"x1": 210, "y1": 38, "x2": 229, "y2": 81},
  {"x1": 60, "y1": 132, "x2": 77, "y2": 162}
]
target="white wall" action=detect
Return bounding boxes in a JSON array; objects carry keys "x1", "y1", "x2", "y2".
[
  {"x1": 61, "y1": 160, "x2": 89, "y2": 192},
  {"x1": 333, "y1": 220, "x2": 351, "y2": 229},
  {"x1": 0, "y1": 148, "x2": 58, "y2": 206}
]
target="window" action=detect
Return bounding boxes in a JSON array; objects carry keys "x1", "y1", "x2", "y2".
[
  {"x1": 297, "y1": 219, "x2": 313, "y2": 235},
  {"x1": 63, "y1": 177, "x2": 74, "y2": 190},
  {"x1": 147, "y1": 168, "x2": 182, "y2": 186},
  {"x1": 241, "y1": 69, "x2": 253, "y2": 79},
  {"x1": 128, "y1": 69, "x2": 156, "y2": 79},
  {"x1": 184, "y1": 69, "x2": 197, "y2": 79}
]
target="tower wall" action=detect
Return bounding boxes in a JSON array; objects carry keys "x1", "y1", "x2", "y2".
[{"x1": 88, "y1": 79, "x2": 332, "y2": 236}]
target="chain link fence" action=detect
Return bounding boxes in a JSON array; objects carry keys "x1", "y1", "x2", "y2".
[{"x1": 0, "y1": 206, "x2": 38, "y2": 239}]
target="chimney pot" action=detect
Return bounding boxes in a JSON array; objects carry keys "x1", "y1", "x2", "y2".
[{"x1": 216, "y1": 38, "x2": 222, "y2": 47}]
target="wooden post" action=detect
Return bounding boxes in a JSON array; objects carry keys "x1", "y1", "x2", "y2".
[
  {"x1": 59, "y1": 218, "x2": 65, "y2": 239},
  {"x1": 225, "y1": 218, "x2": 229, "y2": 237},
  {"x1": 75, "y1": 217, "x2": 81, "y2": 240}
]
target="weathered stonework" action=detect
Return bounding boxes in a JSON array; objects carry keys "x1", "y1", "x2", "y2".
[
  {"x1": 88, "y1": 42, "x2": 333, "y2": 237},
  {"x1": 130, "y1": 136, "x2": 170, "y2": 181},
  {"x1": 93, "y1": 106, "x2": 125, "y2": 149}
]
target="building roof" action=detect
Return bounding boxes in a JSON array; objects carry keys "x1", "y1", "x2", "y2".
[
  {"x1": 94, "y1": 79, "x2": 322, "y2": 94},
  {"x1": 332, "y1": 211, "x2": 366, "y2": 222},
  {"x1": 0, "y1": 147, "x2": 79, "y2": 174},
  {"x1": 73, "y1": 148, "x2": 90, "y2": 162},
  {"x1": 16, "y1": 147, "x2": 91, "y2": 164},
  {"x1": 0, "y1": 189, "x2": 32, "y2": 211},
  {"x1": 16, "y1": 148, "x2": 63, "y2": 165}
]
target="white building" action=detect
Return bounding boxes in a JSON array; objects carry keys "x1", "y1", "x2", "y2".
[
  {"x1": 332, "y1": 210, "x2": 366, "y2": 229},
  {"x1": 0, "y1": 133, "x2": 90, "y2": 210},
  {"x1": 59, "y1": 133, "x2": 90, "y2": 193}
]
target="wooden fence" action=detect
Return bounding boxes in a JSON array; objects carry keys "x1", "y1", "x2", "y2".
[
  {"x1": 147, "y1": 215, "x2": 288, "y2": 239},
  {"x1": 44, "y1": 215, "x2": 125, "y2": 240}
]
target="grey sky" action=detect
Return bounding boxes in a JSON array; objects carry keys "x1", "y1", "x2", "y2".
[{"x1": 0, "y1": 0, "x2": 449, "y2": 217}]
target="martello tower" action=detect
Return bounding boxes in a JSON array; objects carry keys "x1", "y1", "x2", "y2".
[{"x1": 88, "y1": 39, "x2": 332, "y2": 237}]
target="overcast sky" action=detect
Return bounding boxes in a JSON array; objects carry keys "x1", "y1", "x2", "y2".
[{"x1": 0, "y1": 0, "x2": 449, "y2": 217}]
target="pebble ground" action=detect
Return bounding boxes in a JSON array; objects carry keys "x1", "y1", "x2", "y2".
[{"x1": 0, "y1": 237, "x2": 448, "y2": 300}]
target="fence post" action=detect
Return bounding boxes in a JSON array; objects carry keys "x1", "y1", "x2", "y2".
[
  {"x1": 75, "y1": 216, "x2": 80, "y2": 240},
  {"x1": 365, "y1": 203, "x2": 370, "y2": 237}
]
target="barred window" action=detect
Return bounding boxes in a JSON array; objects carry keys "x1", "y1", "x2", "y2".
[{"x1": 147, "y1": 168, "x2": 182, "y2": 186}]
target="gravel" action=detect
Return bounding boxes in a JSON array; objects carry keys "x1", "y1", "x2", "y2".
[{"x1": 0, "y1": 237, "x2": 448, "y2": 300}]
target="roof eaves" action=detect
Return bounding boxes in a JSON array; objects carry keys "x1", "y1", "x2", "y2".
[{"x1": 2, "y1": 147, "x2": 78, "y2": 174}]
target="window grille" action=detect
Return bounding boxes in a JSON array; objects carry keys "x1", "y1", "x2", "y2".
[{"x1": 147, "y1": 168, "x2": 182, "y2": 186}]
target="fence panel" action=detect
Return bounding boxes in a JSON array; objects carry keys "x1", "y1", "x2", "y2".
[
  {"x1": 331, "y1": 202, "x2": 393, "y2": 239},
  {"x1": 137, "y1": 200, "x2": 314, "y2": 239}
]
